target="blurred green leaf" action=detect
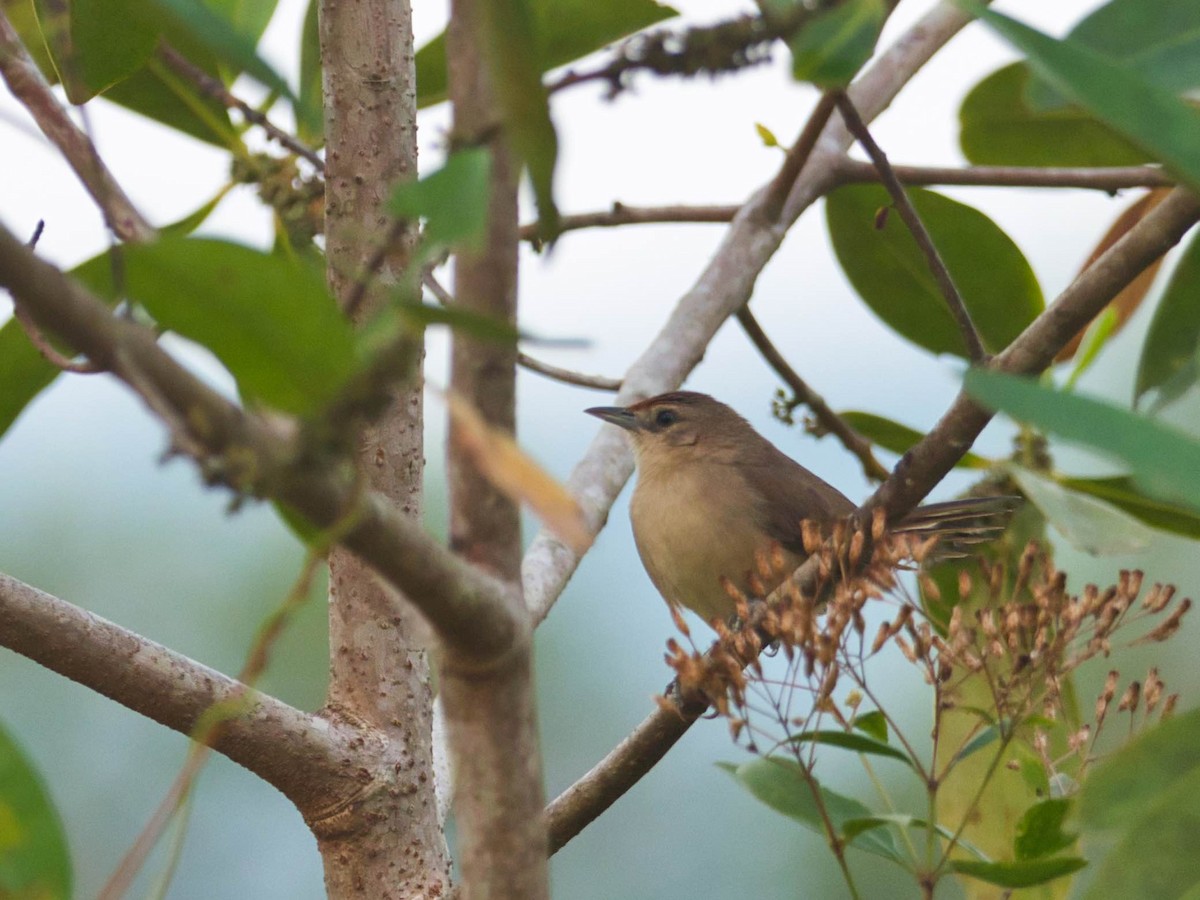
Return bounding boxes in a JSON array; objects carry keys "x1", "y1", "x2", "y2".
[
  {"x1": 967, "y1": 3, "x2": 1200, "y2": 192},
  {"x1": 965, "y1": 369, "x2": 1200, "y2": 513},
  {"x1": 842, "y1": 813, "x2": 989, "y2": 860},
  {"x1": 1079, "y1": 709, "x2": 1200, "y2": 830},
  {"x1": 948, "y1": 721, "x2": 1004, "y2": 769},
  {"x1": 1078, "y1": 710, "x2": 1200, "y2": 899},
  {"x1": 826, "y1": 184, "x2": 1043, "y2": 357},
  {"x1": 789, "y1": 730, "x2": 912, "y2": 768},
  {"x1": 1029, "y1": 0, "x2": 1200, "y2": 107},
  {"x1": 396, "y1": 301, "x2": 520, "y2": 343},
  {"x1": 414, "y1": 0, "x2": 676, "y2": 108},
  {"x1": 1136, "y1": 232, "x2": 1200, "y2": 406},
  {"x1": 1065, "y1": 307, "x2": 1118, "y2": 390},
  {"x1": 388, "y1": 149, "x2": 493, "y2": 249},
  {"x1": 151, "y1": 0, "x2": 293, "y2": 100},
  {"x1": 1007, "y1": 464, "x2": 1155, "y2": 555},
  {"x1": 852, "y1": 710, "x2": 888, "y2": 742},
  {"x1": 788, "y1": 0, "x2": 884, "y2": 87},
  {"x1": 482, "y1": 0, "x2": 559, "y2": 237},
  {"x1": 297, "y1": 0, "x2": 323, "y2": 145},
  {"x1": 960, "y1": 63, "x2": 1150, "y2": 167},
  {"x1": 719, "y1": 757, "x2": 902, "y2": 861},
  {"x1": 1059, "y1": 474, "x2": 1200, "y2": 539},
  {"x1": 837, "y1": 410, "x2": 993, "y2": 469},
  {"x1": 76, "y1": 238, "x2": 357, "y2": 415},
  {"x1": 29, "y1": 0, "x2": 290, "y2": 145},
  {"x1": 1014, "y1": 798, "x2": 1075, "y2": 860},
  {"x1": 0, "y1": 720, "x2": 72, "y2": 899},
  {"x1": 950, "y1": 857, "x2": 1086, "y2": 888}
]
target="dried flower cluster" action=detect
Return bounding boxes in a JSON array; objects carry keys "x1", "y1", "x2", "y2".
[{"x1": 662, "y1": 515, "x2": 1189, "y2": 764}]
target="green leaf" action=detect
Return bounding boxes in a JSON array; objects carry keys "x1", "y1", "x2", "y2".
[
  {"x1": 789, "y1": 730, "x2": 913, "y2": 768},
  {"x1": 788, "y1": 0, "x2": 884, "y2": 88},
  {"x1": 950, "y1": 856, "x2": 1086, "y2": 889},
  {"x1": 964, "y1": 369, "x2": 1200, "y2": 513},
  {"x1": 1015, "y1": 798, "x2": 1075, "y2": 861},
  {"x1": 837, "y1": 411, "x2": 993, "y2": 469},
  {"x1": 1029, "y1": 0, "x2": 1200, "y2": 106},
  {"x1": 965, "y1": 3, "x2": 1200, "y2": 192},
  {"x1": 77, "y1": 238, "x2": 357, "y2": 415},
  {"x1": 388, "y1": 149, "x2": 493, "y2": 249},
  {"x1": 852, "y1": 710, "x2": 888, "y2": 743},
  {"x1": 1059, "y1": 475, "x2": 1200, "y2": 539},
  {"x1": 297, "y1": 0, "x2": 323, "y2": 146},
  {"x1": 842, "y1": 813, "x2": 990, "y2": 861},
  {"x1": 1007, "y1": 463, "x2": 1155, "y2": 555},
  {"x1": 949, "y1": 722, "x2": 1003, "y2": 768},
  {"x1": 825, "y1": 184, "x2": 1043, "y2": 358},
  {"x1": 1065, "y1": 306, "x2": 1119, "y2": 391},
  {"x1": 1136, "y1": 232, "x2": 1200, "y2": 406},
  {"x1": 0, "y1": 720, "x2": 72, "y2": 899},
  {"x1": 719, "y1": 757, "x2": 902, "y2": 862},
  {"x1": 414, "y1": 0, "x2": 677, "y2": 108},
  {"x1": 960, "y1": 63, "x2": 1149, "y2": 167},
  {"x1": 1078, "y1": 710, "x2": 1200, "y2": 899},
  {"x1": 481, "y1": 0, "x2": 559, "y2": 238}
]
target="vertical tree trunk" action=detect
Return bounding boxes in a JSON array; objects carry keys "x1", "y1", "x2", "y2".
[
  {"x1": 317, "y1": 1, "x2": 450, "y2": 896},
  {"x1": 441, "y1": 1, "x2": 550, "y2": 897}
]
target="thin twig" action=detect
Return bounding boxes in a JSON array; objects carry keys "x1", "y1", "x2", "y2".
[
  {"x1": 0, "y1": 11, "x2": 155, "y2": 242},
  {"x1": 736, "y1": 307, "x2": 888, "y2": 482},
  {"x1": 834, "y1": 159, "x2": 1173, "y2": 192},
  {"x1": 519, "y1": 203, "x2": 738, "y2": 242},
  {"x1": 834, "y1": 92, "x2": 987, "y2": 362},
  {"x1": 517, "y1": 353, "x2": 622, "y2": 391},
  {"x1": 761, "y1": 92, "x2": 838, "y2": 223},
  {"x1": 158, "y1": 45, "x2": 325, "y2": 171},
  {"x1": 423, "y1": 270, "x2": 623, "y2": 391},
  {"x1": 8, "y1": 221, "x2": 102, "y2": 373},
  {"x1": 344, "y1": 218, "x2": 409, "y2": 320}
]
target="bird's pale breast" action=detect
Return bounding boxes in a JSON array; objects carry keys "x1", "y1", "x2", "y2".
[{"x1": 629, "y1": 459, "x2": 800, "y2": 624}]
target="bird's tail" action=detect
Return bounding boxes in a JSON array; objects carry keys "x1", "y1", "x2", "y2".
[{"x1": 893, "y1": 496, "x2": 1022, "y2": 561}]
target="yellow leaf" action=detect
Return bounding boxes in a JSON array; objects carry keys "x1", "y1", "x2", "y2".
[{"x1": 445, "y1": 393, "x2": 592, "y2": 553}]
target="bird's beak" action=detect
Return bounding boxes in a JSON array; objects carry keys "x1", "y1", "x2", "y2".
[{"x1": 585, "y1": 405, "x2": 640, "y2": 431}]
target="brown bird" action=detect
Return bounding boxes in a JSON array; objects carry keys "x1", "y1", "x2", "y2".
[{"x1": 586, "y1": 391, "x2": 1013, "y2": 625}]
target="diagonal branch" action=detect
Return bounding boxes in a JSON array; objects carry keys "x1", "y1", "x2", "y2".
[
  {"x1": 833, "y1": 91, "x2": 987, "y2": 362},
  {"x1": 0, "y1": 224, "x2": 523, "y2": 661},
  {"x1": 736, "y1": 307, "x2": 888, "y2": 482},
  {"x1": 0, "y1": 11, "x2": 155, "y2": 243},
  {"x1": 0, "y1": 572, "x2": 362, "y2": 809}
]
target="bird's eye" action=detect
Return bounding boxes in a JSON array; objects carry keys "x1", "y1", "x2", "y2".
[{"x1": 655, "y1": 409, "x2": 678, "y2": 428}]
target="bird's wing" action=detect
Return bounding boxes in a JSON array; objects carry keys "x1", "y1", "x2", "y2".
[{"x1": 740, "y1": 442, "x2": 856, "y2": 556}]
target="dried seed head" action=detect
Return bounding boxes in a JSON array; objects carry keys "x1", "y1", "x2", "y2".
[
  {"x1": 1163, "y1": 694, "x2": 1180, "y2": 718},
  {"x1": 958, "y1": 569, "x2": 973, "y2": 600},
  {"x1": 1144, "y1": 668, "x2": 1164, "y2": 712},
  {"x1": 1117, "y1": 681, "x2": 1141, "y2": 713}
]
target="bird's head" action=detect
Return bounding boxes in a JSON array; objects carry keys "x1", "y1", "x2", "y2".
[{"x1": 585, "y1": 392, "x2": 752, "y2": 471}]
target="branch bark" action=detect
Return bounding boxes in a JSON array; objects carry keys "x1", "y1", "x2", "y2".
[
  {"x1": 441, "y1": 0, "x2": 548, "y2": 896},
  {"x1": 0, "y1": 573, "x2": 362, "y2": 812},
  {"x1": 316, "y1": 0, "x2": 451, "y2": 894}
]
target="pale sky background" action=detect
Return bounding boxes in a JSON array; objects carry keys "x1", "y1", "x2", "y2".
[{"x1": 2, "y1": 1, "x2": 1198, "y2": 897}]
